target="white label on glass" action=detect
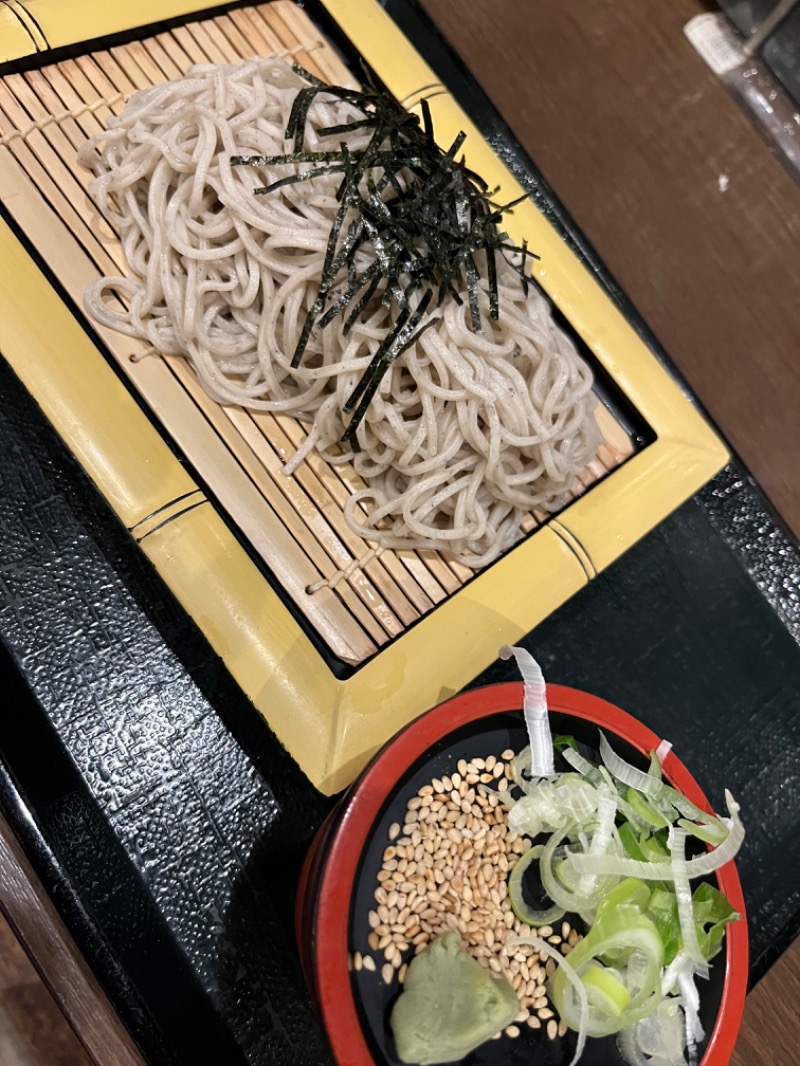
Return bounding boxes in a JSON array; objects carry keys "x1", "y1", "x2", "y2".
[{"x1": 684, "y1": 13, "x2": 746, "y2": 76}]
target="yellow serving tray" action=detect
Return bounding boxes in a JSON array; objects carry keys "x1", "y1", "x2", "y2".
[{"x1": 0, "y1": 0, "x2": 727, "y2": 793}]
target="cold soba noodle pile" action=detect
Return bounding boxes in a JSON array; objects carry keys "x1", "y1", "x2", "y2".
[{"x1": 80, "y1": 57, "x2": 600, "y2": 567}]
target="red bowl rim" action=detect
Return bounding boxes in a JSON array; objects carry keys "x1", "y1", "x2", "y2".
[{"x1": 313, "y1": 682, "x2": 748, "y2": 1065}]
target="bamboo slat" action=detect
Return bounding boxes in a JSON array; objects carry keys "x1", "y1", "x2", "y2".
[{"x1": 0, "y1": 0, "x2": 634, "y2": 667}]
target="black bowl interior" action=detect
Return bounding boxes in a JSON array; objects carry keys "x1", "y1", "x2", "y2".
[{"x1": 346, "y1": 709, "x2": 722, "y2": 1065}]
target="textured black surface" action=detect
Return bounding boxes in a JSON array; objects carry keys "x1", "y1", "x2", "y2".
[
  {"x1": 0, "y1": 357, "x2": 333, "y2": 1065},
  {"x1": 698, "y1": 465, "x2": 800, "y2": 647},
  {"x1": 0, "y1": 2, "x2": 799, "y2": 1065},
  {"x1": 718, "y1": 0, "x2": 781, "y2": 39},
  {"x1": 763, "y1": 6, "x2": 800, "y2": 107}
]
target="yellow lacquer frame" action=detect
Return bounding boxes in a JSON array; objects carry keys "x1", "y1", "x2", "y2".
[{"x1": 0, "y1": 0, "x2": 728, "y2": 793}]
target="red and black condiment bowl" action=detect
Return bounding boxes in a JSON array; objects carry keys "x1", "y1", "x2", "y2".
[{"x1": 296, "y1": 683, "x2": 748, "y2": 1066}]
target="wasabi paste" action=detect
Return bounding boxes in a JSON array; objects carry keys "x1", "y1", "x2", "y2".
[{"x1": 389, "y1": 932, "x2": 518, "y2": 1064}]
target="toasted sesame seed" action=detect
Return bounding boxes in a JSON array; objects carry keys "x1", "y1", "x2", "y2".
[
  {"x1": 353, "y1": 951, "x2": 363, "y2": 971},
  {"x1": 362, "y1": 954, "x2": 376, "y2": 972},
  {"x1": 502, "y1": 749, "x2": 514, "y2": 760},
  {"x1": 558, "y1": 1019, "x2": 568, "y2": 1038},
  {"x1": 388, "y1": 822, "x2": 400, "y2": 840},
  {"x1": 365, "y1": 751, "x2": 561, "y2": 1026},
  {"x1": 547, "y1": 1019, "x2": 558, "y2": 1040},
  {"x1": 527, "y1": 1016, "x2": 542, "y2": 1029},
  {"x1": 538, "y1": 1007, "x2": 554, "y2": 1020},
  {"x1": 505, "y1": 1025, "x2": 520, "y2": 1038},
  {"x1": 538, "y1": 925, "x2": 553, "y2": 938}
]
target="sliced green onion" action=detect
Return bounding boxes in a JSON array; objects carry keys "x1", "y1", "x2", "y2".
[
  {"x1": 549, "y1": 907, "x2": 664, "y2": 1037},
  {"x1": 582, "y1": 962, "x2": 631, "y2": 1017},
  {"x1": 567, "y1": 791, "x2": 743, "y2": 881},
  {"x1": 562, "y1": 745, "x2": 603, "y2": 786},
  {"x1": 626, "y1": 787, "x2": 670, "y2": 829},
  {"x1": 692, "y1": 883, "x2": 739, "y2": 962},
  {"x1": 648, "y1": 889, "x2": 681, "y2": 967},
  {"x1": 497, "y1": 650, "x2": 742, "y2": 1064},
  {"x1": 638, "y1": 833, "x2": 670, "y2": 864},
  {"x1": 618, "y1": 823, "x2": 648, "y2": 862},
  {"x1": 594, "y1": 878, "x2": 652, "y2": 922},
  {"x1": 677, "y1": 818, "x2": 728, "y2": 846},
  {"x1": 647, "y1": 751, "x2": 663, "y2": 781},
  {"x1": 508, "y1": 845, "x2": 565, "y2": 927},
  {"x1": 510, "y1": 935, "x2": 588, "y2": 1065},
  {"x1": 670, "y1": 827, "x2": 709, "y2": 978},
  {"x1": 599, "y1": 733, "x2": 662, "y2": 798},
  {"x1": 507, "y1": 778, "x2": 598, "y2": 839},
  {"x1": 500, "y1": 645, "x2": 554, "y2": 777}
]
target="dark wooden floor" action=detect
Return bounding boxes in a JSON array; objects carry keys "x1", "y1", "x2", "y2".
[
  {"x1": 731, "y1": 938, "x2": 800, "y2": 1065},
  {"x1": 0, "y1": 911, "x2": 90, "y2": 1066},
  {"x1": 424, "y1": 0, "x2": 800, "y2": 542}
]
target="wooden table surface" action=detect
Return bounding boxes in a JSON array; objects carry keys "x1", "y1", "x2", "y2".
[
  {"x1": 420, "y1": 1, "x2": 800, "y2": 1063},
  {"x1": 423, "y1": 0, "x2": 800, "y2": 541}
]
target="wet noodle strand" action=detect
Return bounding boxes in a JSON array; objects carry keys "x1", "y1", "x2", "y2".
[{"x1": 80, "y1": 57, "x2": 600, "y2": 568}]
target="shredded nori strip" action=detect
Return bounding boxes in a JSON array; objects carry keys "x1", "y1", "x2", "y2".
[
  {"x1": 232, "y1": 63, "x2": 540, "y2": 441},
  {"x1": 342, "y1": 290, "x2": 439, "y2": 445}
]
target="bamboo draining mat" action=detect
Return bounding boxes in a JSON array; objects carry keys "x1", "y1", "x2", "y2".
[{"x1": 0, "y1": 1, "x2": 633, "y2": 667}]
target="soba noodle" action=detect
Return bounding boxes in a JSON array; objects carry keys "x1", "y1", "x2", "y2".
[{"x1": 79, "y1": 57, "x2": 600, "y2": 568}]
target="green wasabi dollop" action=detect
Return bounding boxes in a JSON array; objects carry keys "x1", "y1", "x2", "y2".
[{"x1": 389, "y1": 932, "x2": 519, "y2": 1064}]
